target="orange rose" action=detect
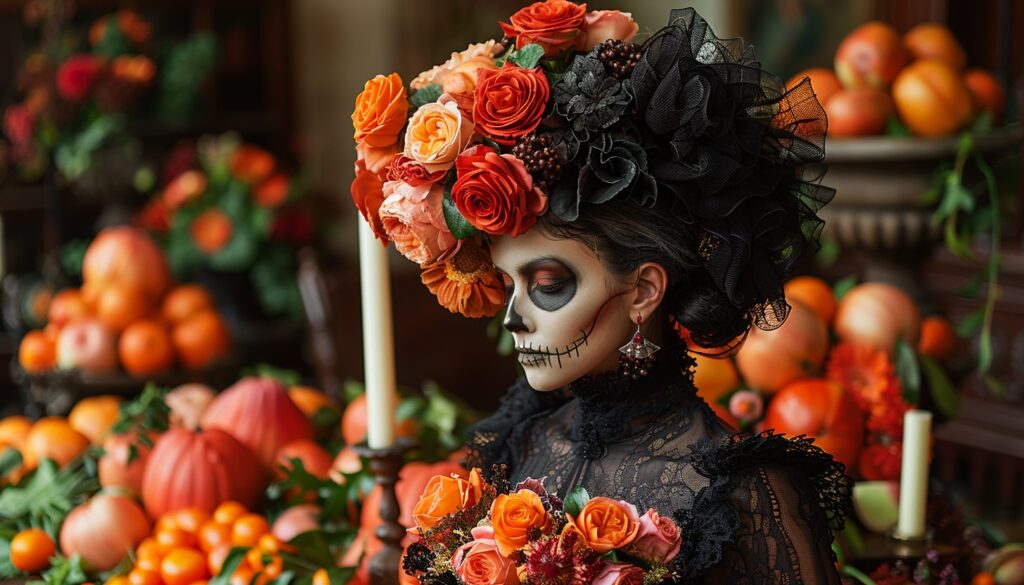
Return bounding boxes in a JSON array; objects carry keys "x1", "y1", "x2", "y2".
[
  {"x1": 566, "y1": 497, "x2": 640, "y2": 554},
  {"x1": 472, "y1": 65, "x2": 549, "y2": 146},
  {"x1": 499, "y1": 0, "x2": 587, "y2": 57},
  {"x1": 352, "y1": 73, "x2": 408, "y2": 149},
  {"x1": 490, "y1": 489, "x2": 550, "y2": 556},
  {"x1": 350, "y1": 159, "x2": 389, "y2": 243},
  {"x1": 410, "y1": 471, "x2": 481, "y2": 532},
  {"x1": 452, "y1": 145, "x2": 548, "y2": 237},
  {"x1": 229, "y1": 145, "x2": 276, "y2": 184}
]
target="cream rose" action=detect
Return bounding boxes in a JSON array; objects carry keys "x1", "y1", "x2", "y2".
[
  {"x1": 579, "y1": 10, "x2": 639, "y2": 51},
  {"x1": 403, "y1": 95, "x2": 476, "y2": 173},
  {"x1": 378, "y1": 180, "x2": 456, "y2": 265},
  {"x1": 411, "y1": 40, "x2": 503, "y2": 90}
]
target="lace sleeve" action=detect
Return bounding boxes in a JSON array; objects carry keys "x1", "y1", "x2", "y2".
[
  {"x1": 463, "y1": 377, "x2": 570, "y2": 480},
  {"x1": 676, "y1": 431, "x2": 851, "y2": 583}
]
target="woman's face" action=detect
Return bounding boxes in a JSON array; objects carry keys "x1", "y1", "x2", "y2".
[{"x1": 490, "y1": 229, "x2": 636, "y2": 391}]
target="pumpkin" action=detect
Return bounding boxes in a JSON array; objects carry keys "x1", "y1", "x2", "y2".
[
  {"x1": 735, "y1": 301, "x2": 828, "y2": 394},
  {"x1": 82, "y1": 226, "x2": 171, "y2": 302},
  {"x1": 98, "y1": 430, "x2": 154, "y2": 496},
  {"x1": 344, "y1": 460, "x2": 465, "y2": 583},
  {"x1": 68, "y1": 394, "x2": 122, "y2": 443},
  {"x1": 761, "y1": 379, "x2": 865, "y2": 473},
  {"x1": 60, "y1": 492, "x2": 151, "y2": 571},
  {"x1": 24, "y1": 417, "x2": 90, "y2": 469},
  {"x1": 201, "y1": 377, "x2": 313, "y2": 469},
  {"x1": 834, "y1": 282, "x2": 920, "y2": 351},
  {"x1": 141, "y1": 428, "x2": 265, "y2": 518}
]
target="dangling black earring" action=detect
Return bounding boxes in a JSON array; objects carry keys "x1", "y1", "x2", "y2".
[{"x1": 619, "y1": 313, "x2": 660, "y2": 380}]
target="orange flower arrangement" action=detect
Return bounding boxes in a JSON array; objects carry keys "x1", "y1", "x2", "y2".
[
  {"x1": 352, "y1": 72, "x2": 408, "y2": 170},
  {"x1": 420, "y1": 239, "x2": 505, "y2": 318},
  {"x1": 490, "y1": 489, "x2": 551, "y2": 556},
  {"x1": 826, "y1": 342, "x2": 901, "y2": 419}
]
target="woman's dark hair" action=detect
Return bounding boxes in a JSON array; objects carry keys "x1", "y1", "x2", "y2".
[{"x1": 537, "y1": 190, "x2": 809, "y2": 350}]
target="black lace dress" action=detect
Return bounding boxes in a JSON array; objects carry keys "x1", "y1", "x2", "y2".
[{"x1": 466, "y1": 339, "x2": 851, "y2": 584}]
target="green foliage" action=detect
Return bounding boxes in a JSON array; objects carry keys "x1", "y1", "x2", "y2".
[
  {"x1": 60, "y1": 239, "x2": 90, "y2": 280},
  {"x1": 410, "y1": 84, "x2": 443, "y2": 109},
  {"x1": 242, "y1": 364, "x2": 303, "y2": 386},
  {"x1": 507, "y1": 44, "x2": 545, "y2": 69},
  {"x1": 209, "y1": 548, "x2": 249, "y2": 585},
  {"x1": 28, "y1": 555, "x2": 89, "y2": 585},
  {"x1": 919, "y1": 355, "x2": 959, "y2": 418},
  {"x1": 157, "y1": 34, "x2": 217, "y2": 121},
  {"x1": 93, "y1": 19, "x2": 132, "y2": 59},
  {"x1": 0, "y1": 460, "x2": 97, "y2": 538},
  {"x1": 0, "y1": 447, "x2": 22, "y2": 479},
  {"x1": 893, "y1": 339, "x2": 920, "y2": 405},
  {"x1": 110, "y1": 383, "x2": 171, "y2": 446},
  {"x1": 54, "y1": 115, "x2": 126, "y2": 180},
  {"x1": 831, "y1": 275, "x2": 859, "y2": 301},
  {"x1": 563, "y1": 487, "x2": 590, "y2": 518},
  {"x1": 443, "y1": 188, "x2": 479, "y2": 240}
]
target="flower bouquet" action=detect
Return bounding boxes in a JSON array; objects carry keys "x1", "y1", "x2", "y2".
[
  {"x1": 403, "y1": 469, "x2": 682, "y2": 585},
  {"x1": 137, "y1": 133, "x2": 312, "y2": 320}
]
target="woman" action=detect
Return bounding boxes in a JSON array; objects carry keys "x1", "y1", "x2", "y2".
[{"x1": 351, "y1": 3, "x2": 848, "y2": 582}]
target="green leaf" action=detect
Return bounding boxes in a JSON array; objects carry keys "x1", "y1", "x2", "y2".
[
  {"x1": 840, "y1": 565, "x2": 878, "y2": 585},
  {"x1": 970, "y1": 110, "x2": 994, "y2": 133},
  {"x1": 958, "y1": 274, "x2": 984, "y2": 299},
  {"x1": 0, "y1": 460, "x2": 96, "y2": 529},
  {"x1": 832, "y1": 275, "x2": 858, "y2": 301},
  {"x1": 600, "y1": 550, "x2": 619, "y2": 563},
  {"x1": 39, "y1": 555, "x2": 88, "y2": 585},
  {"x1": 814, "y1": 236, "x2": 840, "y2": 267},
  {"x1": 409, "y1": 84, "x2": 443, "y2": 109},
  {"x1": 285, "y1": 531, "x2": 348, "y2": 568},
  {"x1": 978, "y1": 326, "x2": 993, "y2": 374},
  {"x1": 310, "y1": 407, "x2": 341, "y2": 430},
  {"x1": 955, "y1": 308, "x2": 985, "y2": 338},
  {"x1": 342, "y1": 380, "x2": 365, "y2": 403},
  {"x1": 893, "y1": 339, "x2": 920, "y2": 405},
  {"x1": 562, "y1": 486, "x2": 590, "y2": 518},
  {"x1": 983, "y1": 374, "x2": 1005, "y2": 399},
  {"x1": 884, "y1": 116, "x2": 910, "y2": 138},
  {"x1": 0, "y1": 447, "x2": 22, "y2": 478},
  {"x1": 211, "y1": 548, "x2": 249, "y2": 583},
  {"x1": 509, "y1": 44, "x2": 545, "y2": 69},
  {"x1": 919, "y1": 355, "x2": 959, "y2": 418},
  {"x1": 242, "y1": 364, "x2": 302, "y2": 386},
  {"x1": 442, "y1": 189, "x2": 478, "y2": 239}
]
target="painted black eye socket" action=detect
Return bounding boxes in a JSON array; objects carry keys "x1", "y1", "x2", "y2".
[{"x1": 528, "y1": 277, "x2": 576, "y2": 312}]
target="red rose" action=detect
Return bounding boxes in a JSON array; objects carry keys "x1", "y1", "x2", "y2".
[
  {"x1": 500, "y1": 0, "x2": 587, "y2": 57},
  {"x1": 385, "y1": 154, "x2": 446, "y2": 187},
  {"x1": 473, "y1": 65, "x2": 550, "y2": 146},
  {"x1": 351, "y1": 159, "x2": 389, "y2": 243},
  {"x1": 57, "y1": 55, "x2": 103, "y2": 102},
  {"x1": 452, "y1": 145, "x2": 547, "y2": 237}
]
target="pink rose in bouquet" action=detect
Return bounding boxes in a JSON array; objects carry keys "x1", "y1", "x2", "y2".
[
  {"x1": 593, "y1": 562, "x2": 646, "y2": 585},
  {"x1": 379, "y1": 180, "x2": 456, "y2": 264},
  {"x1": 579, "y1": 10, "x2": 639, "y2": 51},
  {"x1": 451, "y1": 525, "x2": 521, "y2": 585},
  {"x1": 630, "y1": 508, "x2": 682, "y2": 564}
]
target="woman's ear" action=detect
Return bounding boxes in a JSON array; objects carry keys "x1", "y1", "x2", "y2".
[{"x1": 629, "y1": 262, "x2": 668, "y2": 322}]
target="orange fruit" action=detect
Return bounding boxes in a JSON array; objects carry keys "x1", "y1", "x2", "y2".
[
  {"x1": 80, "y1": 280, "x2": 104, "y2": 310},
  {"x1": 785, "y1": 67, "x2": 842, "y2": 105},
  {"x1": 19, "y1": 330, "x2": 56, "y2": 373},
  {"x1": 892, "y1": 59, "x2": 973, "y2": 138},
  {"x1": 155, "y1": 527, "x2": 196, "y2": 554},
  {"x1": 198, "y1": 520, "x2": 231, "y2": 554},
  {"x1": 824, "y1": 88, "x2": 892, "y2": 137},
  {"x1": 96, "y1": 283, "x2": 152, "y2": 333},
  {"x1": 692, "y1": 354, "x2": 740, "y2": 403},
  {"x1": 174, "y1": 507, "x2": 211, "y2": 535},
  {"x1": 206, "y1": 544, "x2": 234, "y2": 576},
  {"x1": 120, "y1": 319, "x2": 175, "y2": 376},
  {"x1": 313, "y1": 569, "x2": 330, "y2": 585},
  {"x1": 288, "y1": 386, "x2": 339, "y2": 420},
  {"x1": 342, "y1": 393, "x2": 416, "y2": 445},
  {"x1": 903, "y1": 23, "x2": 966, "y2": 71},
  {"x1": 172, "y1": 310, "x2": 232, "y2": 371},
  {"x1": 10, "y1": 528, "x2": 56, "y2": 573},
  {"x1": 191, "y1": 210, "x2": 234, "y2": 254},
  {"x1": 0, "y1": 416, "x2": 32, "y2": 451},
  {"x1": 162, "y1": 285, "x2": 215, "y2": 325},
  {"x1": 161, "y1": 547, "x2": 209, "y2": 585},
  {"x1": 918, "y1": 315, "x2": 956, "y2": 361},
  {"x1": 68, "y1": 395, "x2": 122, "y2": 443},
  {"x1": 48, "y1": 289, "x2": 89, "y2": 328},
  {"x1": 212, "y1": 501, "x2": 247, "y2": 526},
  {"x1": 964, "y1": 68, "x2": 1006, "y2": 122},
  {"x1": 231, "y1": 513, "x2": 269, "y2": 547},
  {"x1": 834, "y1": 21, "x2": 908, "y2": 89},
  {"x1": 24, "y1": 417, "x2": 89, "y2": 469},
  {"x1": 128, "y1": 568, "x2": 161, "y2": 585},
  {"x1": 784, "y1": 276, "x2": 837, "y2": 324},
  {"x1": 106, "y1": 577, "x2": 131, "y2": 585},
  {"x1": 136, "y1": 554, "x2": 162, "y2": 574},
  {"x1": 256, "y1": 534, "x2": 282, "y2": 554}
]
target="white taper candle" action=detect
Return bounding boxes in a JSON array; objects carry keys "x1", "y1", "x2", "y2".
[
  {"x1": 358, "y1": 219, "x2": 396, "y2": 449},
  {"x1": 895, "y1": 409, "x2": 932, "y2": 539}
]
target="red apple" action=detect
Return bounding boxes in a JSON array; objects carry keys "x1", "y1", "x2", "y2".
[
  {"x1": 165, "y1": 383, "x2": 216, "y2": 429},
  {"x1": 834, "y1": 21, "x2": 908, "y2": 89},
  {"x1": 56, "y1": 319, "x2": 118, "y2": 374}
]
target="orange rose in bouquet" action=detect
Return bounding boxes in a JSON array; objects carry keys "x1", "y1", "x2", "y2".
[
  {"x1": 410, "y1": 469, "x2": 483, "y2": 532},
  {"x1": 472, "y1": 65, "x2": 549, "y2": 146},
  {"x1": 352, "y1": 73, "x2": 408, "y2": 148},
  {"x1": 500, "y1": 0, "x2": 587, "y2": 56},
  {"x1": 490, "y1": 489, "x2": 551, "y2": 556},
  {"x1": 565, "y1": 496, "x2": 641, "y2": 554}
]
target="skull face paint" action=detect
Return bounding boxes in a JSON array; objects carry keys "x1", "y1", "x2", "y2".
[{"x1": 491, "y1": 229, "x2": 635, "y2": 392}]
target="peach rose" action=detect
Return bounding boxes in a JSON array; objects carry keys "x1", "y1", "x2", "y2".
[
  {"x1": 403, "y1": 95, "x2": 476, "y2": 173},
  {"x1": 356, "y1": 141, "x2": 398, "y2": 175},
  {"x1": 350, "y1": 159, "x2": 389, "y2": 243},
  {"x1": 352, "y1": 73, "x2": 408, "y2": 148},
  {"x1": 410, "y1": 472, "x2": 481, "y2": 533},
  {"x1": 579, "y1": 10, "x2": 639, "y2": 51},
  {"x1": 411, "y1": 40, "x2": 503, "y2": 91},
  {"x1": 592, "y1": 563, "x2": 645, "y2": 585},
  {"x1": 379, "y1": 180, "x2": 456, "y2": 264},
  {"x1": 629, "y1": 508, "x2": 681, "y2": 564},
  {"x1": 386, "y1": 154, "x2": 446, "y2": 187},
  {"x1": 490, "y1": 489, "x2": 550, "y2": 556},
  {"x1": 451, "y1": 525, "x2": 521, "y2": 585},
  {"x1": 566, "y1": 497, "x2": 640, "y2": 554},
  {"x1": 500, "y1": 0, "x2": 587, "y2": 57}
]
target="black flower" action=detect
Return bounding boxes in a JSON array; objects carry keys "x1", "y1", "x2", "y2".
[{"x1": 552, "y1": 49, "x2": 633, "y2": 144}]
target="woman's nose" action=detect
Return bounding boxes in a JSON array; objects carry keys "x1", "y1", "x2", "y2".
[{"x1": 503, "y1": 296, "x2": 527, "y2": 333}]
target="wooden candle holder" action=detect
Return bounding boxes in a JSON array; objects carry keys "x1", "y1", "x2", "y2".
[{"x1": 354, "y1": 439, "x2": 416, "y2": 585}]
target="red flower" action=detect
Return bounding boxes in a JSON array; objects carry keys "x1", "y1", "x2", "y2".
[
  {"x1": 858, "y1": 440, "x2": 903, "y2": 481},
  {"x1": 350, "y1": 159, "x2": 389, "y2": 243},
  {"x1": 3, "y1": 104, "x2": 35, "y2": 147},
  {"x1": 385, "y1": 154, "x2": 446, "y2": 187},
  {"x1": 229, "y1": 144, "x2": 276, "y2": 184},
  {"x1": 472, "y1": 65, "x2": 550, "y2": 146},
  {"x1": 500, "y1": 0, "x2": 588, "y2": 57},
  {"x1": 255, "y1": 174, "x2": 290, "y2": 208},
  {"x1": 136, "y1": 198, "x2": 170, "y2": 234},
  {"x1": 191, "y1": 209, "x2": 233, "y2": 254},
  {"x1": 827, "y1": 342, "x2": 905, "y2": 419},
  {"x1": 452, "y1": 145, "x2": 547, "y2": 237},
  {"x1": 57, "y1": 55, "x2": 103, "y2": 102}
]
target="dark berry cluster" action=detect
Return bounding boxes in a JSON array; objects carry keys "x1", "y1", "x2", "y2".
[
  {"x1": 511, "y1": 132, "x2": 564, "y2": 192},
  {"x1": 597, "y1": 39, "x2": 642, "y2": 80}
]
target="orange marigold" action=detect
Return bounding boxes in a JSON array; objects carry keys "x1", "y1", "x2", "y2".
[
  {"x1": 827, "y1": 342, "x2": 905, "y2": 421},
  {"x1": 420, "y1": 238, "x2": 505, "y2": 318}
]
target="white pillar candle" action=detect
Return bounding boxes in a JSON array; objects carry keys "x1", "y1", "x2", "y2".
[
  {"x1": 895, "y1": 409, "x2": 932, "y2": 539},
  {"x1": 357, "y1": 219, "x2": 396, "y2": 449}
]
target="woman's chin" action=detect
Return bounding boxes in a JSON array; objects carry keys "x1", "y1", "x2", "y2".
[{"x1": 521, "y1": 370, "x2": 569, "y2": 392}]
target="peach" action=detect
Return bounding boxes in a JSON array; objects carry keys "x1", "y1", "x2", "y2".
[
  {"x1": 834, "y1": 21, "x2": 908, "y2": 89},
  {"x1": 786, "y1": 68, "x2": 842, "y2": 105},
  {"x1": 903, "y1": 23, "x2": 966, "y2": 71},
  {"x1": 964, "y1": 68, "x2": 1006, "y2": 123},
  {"x1": 892, "y1": 59, "x2": 973, "y2": 137},
  {"x1": 824, "y1": 88, "x2": 892, "y2": 137}
]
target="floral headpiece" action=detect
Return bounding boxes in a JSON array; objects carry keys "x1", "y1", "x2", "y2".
[{"x1": 350, "y1": 1, "x2": 832, "y2": 327}]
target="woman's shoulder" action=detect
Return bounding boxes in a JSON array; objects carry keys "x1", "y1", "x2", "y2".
[{"x1": 463, "y1": 377, "x2": 571, "y2": 477}]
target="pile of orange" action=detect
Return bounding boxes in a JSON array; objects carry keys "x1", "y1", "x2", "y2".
[
  {"x1": 788, "y1": 21, "x2": 1006, "y2": 138},
  {"x1": 17, "y1": 226, "x2": 232, "y2": 378},
  {"x1": 108, "y1": 503, "x2": 286, "y2": 585}
]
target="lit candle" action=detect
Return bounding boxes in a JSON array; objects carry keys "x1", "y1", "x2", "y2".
[
  {"x1": 895, "y1": 409, "x2": 932, "y2": 539},
  {"x1": 358, "y1": 219, "x2": 397, "y2": 449}
]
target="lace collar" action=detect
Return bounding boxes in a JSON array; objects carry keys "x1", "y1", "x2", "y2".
[{"x1": 567, "y1": 333, "x2": 699, "y2": 459}]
